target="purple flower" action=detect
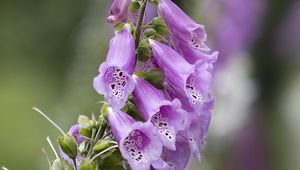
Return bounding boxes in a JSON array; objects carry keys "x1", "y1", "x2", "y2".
[
  {"x1": 173, "y1": 36, "x2": 218, "y2": 64},
  {"x1": 149, "y1": 39, "x2": 213, "y2": 113},
  {"x1": 107, "y1": 0, "x2": 131, "y2": 24},
  {"x1": 158, "y1": 0, "x2": 209, "y2": 51},
  {"x1": 59, "y1": 124, "x2": 85, "y2": 168},
  {"x1": 132, "y1": 76, "x2": 188, "y2": 150},
  {"x1": 68, "y1": 124, "x2": 85, "y2": 144},
  {"x1": 93, "y1": 24, "x2": 135, "y2": 110},
  {"x1": 107, "y1": 108, "x2": 163, "y2": 170}
]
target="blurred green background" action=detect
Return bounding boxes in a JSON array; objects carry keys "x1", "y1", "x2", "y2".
[{"x1": 0, "y1": 0, "x2": 299, "y2": 169}]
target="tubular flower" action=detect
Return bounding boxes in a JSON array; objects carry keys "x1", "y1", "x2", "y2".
[
  {"x1": 158, "y1": 0, "x2": 209, "y2": 51},
  {"x1": 149, "y1": 39, "x2": 213, "y2": 113},
  {"x1": 107, "y1": 108, "x2": 163, "y2": 170},
  {"x1": 93, "y1": 24, "x2": 135, "y2": 110},
  {"x1": 132, "y1": 76, "x2": 188, "y2": 150},
  {"x1": 107, "y1": 0, "x2": 131, "y2": 24},
  {"x1": 173, "y1": 36, "x2": 219, "y2": 64}
]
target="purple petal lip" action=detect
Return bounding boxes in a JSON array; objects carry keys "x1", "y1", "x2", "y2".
[
  {"x1": 107, "y1": 108, "x2": 163, "y2": 170},
  {"x1": 158, "y1": 0, "x2": 208, "y2": 51},
  {"x1": 93, "y1": 24, "x2": 135, "y2": 110},
  {"x1": 107, "y1": 0, "x2": 131, "y2": 24}
]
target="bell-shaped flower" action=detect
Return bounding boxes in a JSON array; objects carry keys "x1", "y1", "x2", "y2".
[
  {"x1": 107, "y1": 0, "x2": 131, "y2": 24},
  {"x1": 132, "y1": 76, "x2": 188, "y2": 150},
  {"x1": 173, "y1": 36, "x2": 219, "y2": 64},
  {"x1": 149, "y1": 39, "x2": 213, "y2": 114},
  {"x1": 93, "y1": 24, "x2": 135, "y2": 110},
  {"x1": 107, "y1": 108, "x2": 163, "y2": 170},
  {"x1": 158, "y1": 0, "x2": 209, "y2": 51}
]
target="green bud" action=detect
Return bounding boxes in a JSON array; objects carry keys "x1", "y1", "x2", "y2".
[
  {"x1": 58, "y1": 134, "x2": 77, "y2": 160},
  {"x1": 100, "y1": 104, "x2": 109, "y2": 118},
  {"x1": 137, "y1": 46, "x2": 152, "y2": 62},
  {"x1": 150, "y1": 17, "x2": 170, "y2": 36},
  {"x1": 145, "y1": 69, "x2": 164, "y2": 89},
  {"x1": 126, "y1": 102, "x2": 144, "y2": 121},
  {"x1": 79, "y1": 159, "x2": 97, "y2": 170},
  {"x1": 51, "y1": 158, "x2": 73, "y2": 170},
  {"x1": 144, "y1": 28, "x2": 157, "y2": 37},
  {"x1": 129, "y1": 0, "x2": 140, "y2": 12},
  {"x1": 79, "y1": 127, "x2": 92, "y2": 138},
  {"x1": 78, "y1": 115, "x2": 91, "y2": 128},
  {"x1": 93, "y1": 139, "x2": 112, "y2": 153}
]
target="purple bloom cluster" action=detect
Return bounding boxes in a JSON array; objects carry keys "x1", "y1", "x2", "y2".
[{"x1": 93, "y1": 0, "x2": 218, "y2": 169}]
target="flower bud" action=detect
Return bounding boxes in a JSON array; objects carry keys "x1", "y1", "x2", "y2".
[
  {"x1": 58, "y1": 134, "x2": 78, "y2": 160},
  {"x1": 78, "y1": 115, "x2": 91, "y2": 128},
  {"x1": 150, "y1": 16, "x2": 170, "y2": 36},
  {"x1": 78, "y1": 159, "x2": 97, "y2": 170},
  {"x1": 100, "y1": 104, "x2": 109, "y2": 118},
  {"x1": 93, "y1": 139, "x2": 112, "y2": 152},
  {"x1": 79, "y1": 127, "x2": 92, "y2": 138},
  {"x1": 144, "y1": 69, "x2": 164, "y2": 89},
  {"x1": 129, "y1": 0, "x2": 140, "y2": 12},
  {"x1": 51, "y1": 158, "x2": 73, "y2": 170}
]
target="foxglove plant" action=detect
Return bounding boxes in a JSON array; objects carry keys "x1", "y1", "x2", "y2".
[{"x1": 36, "y1": 0, "x2": 218, "y2": 170}]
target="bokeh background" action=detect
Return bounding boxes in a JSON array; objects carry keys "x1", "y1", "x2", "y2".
[{"x1": 0, "y1": 0, "x2": 299, "y2": 169}]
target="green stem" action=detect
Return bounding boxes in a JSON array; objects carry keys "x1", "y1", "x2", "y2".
[
  {"x1": 72, "y1": 157, "x2": 77, "y2": 170},
  {"x1": 134, "y1": 0, "x2": 147, "y2": 50}
]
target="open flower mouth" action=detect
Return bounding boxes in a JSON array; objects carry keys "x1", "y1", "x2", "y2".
[
  {"x1": 151, "y1": 112, "x2": 176, "y2": 142},
  {"x1": 186, "y1": 74, "x2": 204, "y2": 105},
  {"x1": 105, "y1": 66, "x2": 130, "y2": 101},
  {"x1": 123, "y1": 130, "x2": 151, "y2": 162}
]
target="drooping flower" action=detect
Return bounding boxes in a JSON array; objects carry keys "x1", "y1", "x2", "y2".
[
  {"x1": 93, "y1": 24, "x2": 135, "y2": 110},
  {"x1": 107, "y1": 108, "x2": 163, "y2": 170},
  {"x1": 132, "y1": 76, "x2": 188, "y2": 150},
  {"x1": 173, "y1": 36, "x2": 218, "y2": 64},
  {"x1": 107, "y1": 0, "x2": 131, "y2": 24},
  {"x1": 149, "y1": 39, "x2": 213, "y2": 113},
  {"x1": 158, "y1": 0, "x2": 209, "y2": 51}
]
